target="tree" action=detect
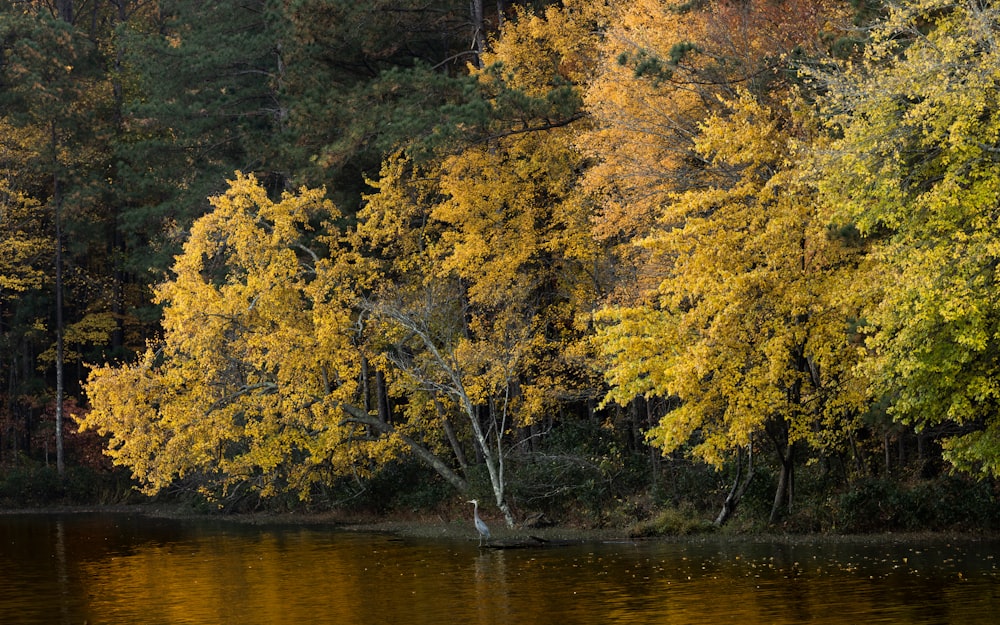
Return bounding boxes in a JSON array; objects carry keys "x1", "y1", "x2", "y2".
[
  {"x1": 88, "y1": 3, "x2": 600, "y2": 508},
  {"x1": 352, "y1": 3, "x2": 603, "y2": 526},
  {"x1": 80, "y1": 174, "x2": 480, "y2": 500},
  {"x1": 0, "y1": 172, "x2": 50, "y2": 461},
  {"x1": 82, "y1": 175, "x2": 357, "y2": 497},
  {"x1": 279, "y1": 0, "x2": 486, "y2": 204},
  {"x1": 816, "y1": 0, "x2": 1000, "y2": 477},
  {"x1": 113, "y1": 0, "x2": 287, "y2": 272},
  {"x1": 0, "y1": 5, "x2": 114, "y2": 475},
  {"x1": 581, "y1": 0, "x2": 849, "y2": 246},
  {"x1": 0, "y1": 162, "x2": 48, "y2": 297},
  {"x1": 583, "y1": 0, "x2": 861, "y2": 524},
  {"x1": 597, "y1": 89, "x2": 865, "y2": 525}
]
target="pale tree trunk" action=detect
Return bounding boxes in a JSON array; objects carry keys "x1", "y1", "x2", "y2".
[
  {"x1": 459, "y1": 390, "x2": 515, "y2": 528},
  {"x1": 51, "y1": 123, "x2": 65, "y2": 479},
  {"x1": 53, "y1": 0, "x2": 75, "y2": 486},
  {"x1": 373, "y1": 300, "x2": 516, "y2": 528},
  {"x1": 54, "y1": 195, "x2": 65, "y2": 479}
]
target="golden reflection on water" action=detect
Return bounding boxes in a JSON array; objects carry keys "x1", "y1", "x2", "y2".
[{"x1": 1, "y1": 514, "x2": 999, "y2": 625}]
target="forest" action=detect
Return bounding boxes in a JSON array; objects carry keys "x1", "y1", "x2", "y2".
[{"x1": 2, "y1": 0, "x2": 1000, "y2": 534}]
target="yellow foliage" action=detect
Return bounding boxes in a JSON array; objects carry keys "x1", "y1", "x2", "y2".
[
  {"x1": 347, "y1": 3, "x2": 607, "y2": 486},
  {"x1": 598, "y1": 89, "x2": 866, "y2": 466},
  {"x1": 75, "y1": 0, "x2": 902, "y2": 498},
  {"x1": 579, "y1": 0, "x2": 852, "y2": 309},
  {"x1": 815, "y1": 0, "x2": 1000, "y2": 475},
  {"x1": 0, "y1": 176, "x2": 48, "y2": 293},
  {"x1": 37, "y1": 312, "x2": 121, "y2": 365},
  {"x1": 80, "y1": 173, "x2": 384, "y2": 497},
  {"x1": 481, "y1": 0, "x2": 604, "y2": 95}
]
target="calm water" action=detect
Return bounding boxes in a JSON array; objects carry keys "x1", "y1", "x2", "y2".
[{"x1": 1, "y1": 512, "x2": 998, "y2": 624}]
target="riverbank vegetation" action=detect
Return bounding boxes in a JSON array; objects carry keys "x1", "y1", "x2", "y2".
[{"x1": 3, "y1": 0, "x2": 1000, "y2": 535}]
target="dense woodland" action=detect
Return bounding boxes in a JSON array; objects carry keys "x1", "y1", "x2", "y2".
[{"x1": 2, "y1": 0, "x2": 1000, "y2": 533}]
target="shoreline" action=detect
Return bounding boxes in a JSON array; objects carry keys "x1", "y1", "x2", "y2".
[{"x1": 2, "y1": 502, "x2": 998, "y2": 544}]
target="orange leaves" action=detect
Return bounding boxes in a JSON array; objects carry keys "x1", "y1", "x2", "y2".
[
  {"x1": 580, "y1": 0, "x2": 851, "y2": 248},
  {"x1": 701, "y1": 0, "x2": 848, "y2": 69}
]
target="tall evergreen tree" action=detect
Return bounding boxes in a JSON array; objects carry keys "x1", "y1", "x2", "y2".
[
  {"x1": 279, "y1": 0, "x2": 506, "y2": 207},
  {"x1": 114, "y1": 0, "x2": 287, "y2": 274},
  {"x1": 0, "y1": 5, "x2": 113, "y2": 473}
]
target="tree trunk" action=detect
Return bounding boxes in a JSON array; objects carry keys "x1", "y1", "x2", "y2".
[
  {"x1": 715, "y1": 444, "x2": 754, "y2": 526},
  {"x1": 360, "y1": 356, "x2": 370, "y2": 413},
  {"x1": 375, "y1": 369, "x2": 391, "y2": 424},
  {"x1": 765, "y1": 414, "x2": 796, "y2": 525},
  {"x1": 51, "y1": 122, "x2": 65, "y2": 479},
  {"x1": 470, "y1": 0, "x2": 485, "y2": 68},
  {"x1": 463, "y1": 397, "x2": 514, "y2": 528},
  {"x1": 769, "y1": 441, "x2": 794, "y2": 525},
  {"x1": 436, "y1": 399, "x2": 468, "y2": 474},
  {"x1": 883, "y1": 430, "x2": 891, "y2": 475},
  {"x1": 372, "y1": 300, "x2": 516, "y2": 528},
  {"x1": 56, "y1": 0, "x2": 73, "y2": 23}
]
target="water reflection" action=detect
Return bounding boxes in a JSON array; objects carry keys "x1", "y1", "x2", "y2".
[{"x1": 1, "y1": 513, "x2": 998, "y2": 625}]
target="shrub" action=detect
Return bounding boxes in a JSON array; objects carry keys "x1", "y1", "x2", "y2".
[
  {"x1": 833, "y1": 475, "x2": 1000, "y2": 533},
  {"x1": 627, "y1": 504, "x2": 716, "y2": 537}
]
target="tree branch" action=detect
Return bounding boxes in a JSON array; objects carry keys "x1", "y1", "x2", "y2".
[{"x1": 339, "y1": 403, "x2": 469, "y2": 492}]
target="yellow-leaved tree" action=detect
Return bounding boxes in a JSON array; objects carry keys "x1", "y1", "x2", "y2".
[
  {"x1": 581, "y1": 0, "x2": 849, "y2": 249},
  {"x1": 354, "y1": 3, "x2": 604, "y2": 527},
  {"x1": 597, "y1": 90, "x2": 866, "y2": 525},
  {"x1": 585, "y1": 0, "x2": 860, "y2": 524},
  {"x1": 0, "y1": 176, "x2": 48, "y2": 295},
  {"x1": 816, "y1": 0, "x2": 1000, "y2": 477},
  {"x1": 81, "y1": 173, "x2": 456, "y2": 501}
]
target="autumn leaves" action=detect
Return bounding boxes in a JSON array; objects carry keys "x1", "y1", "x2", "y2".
[{"x1": 80, "y1": 1, "x2": 1000, "y2": 515}]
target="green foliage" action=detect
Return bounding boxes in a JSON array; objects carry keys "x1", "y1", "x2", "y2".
[
  {"x1": 0, "y1": 3, "x2": 133, "y2": 477},
  {"x1": 280, "y1": 0, "x2": 482, "y2": 201},
  {"x1": 115, "y1": 0, "x2": 286, "y2": 270},
  {"x1": 0, "y1": 464, "x2": 136, "y2": 506},
  {"x1": 817, "y1": 0, "x2": 1000, "y2": 478},
  {"x1": 507, "y1": 419, "x2": 650, "y2": 519},
  {"x1": 833, "y1": 476, "x2": 1000, "y2": 533},
  {"x1": 330, "y1": 458, "x2": 453, "y2": 515},
  {"x1": 618, "y1": 42, "x2": 700, "y2": 84}
]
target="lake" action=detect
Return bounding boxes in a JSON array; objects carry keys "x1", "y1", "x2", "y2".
[{"x1": 1, "y1": 511, "x2": 998, "y2": 624}]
